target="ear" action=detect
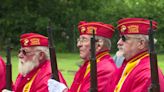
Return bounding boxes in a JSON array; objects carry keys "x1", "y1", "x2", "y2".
[
  {"x1": 138, "y1": 40, "x2": 145, "y2": 49},
  {"x1": 96, "y1": 40, "x2": 103, "y2": 52},
  {"x1": 39, "y1": 52, "x2": 45, "y2": 60}
]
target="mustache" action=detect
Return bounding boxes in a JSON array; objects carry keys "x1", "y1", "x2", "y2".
[
  {"x1": 117, "y1": 46, "x2": 124, "y2": 50},
  {"x1": 19, "y1": 59, "x2": 25, "y2": 64}
]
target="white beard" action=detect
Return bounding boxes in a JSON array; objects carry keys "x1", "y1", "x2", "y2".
[{"x1": 18, "y1": 53, "x2": 40, "y2": 76}]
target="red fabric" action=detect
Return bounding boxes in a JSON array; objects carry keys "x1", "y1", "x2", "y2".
[
  {"x1": 117, "y1": 18, "x2": 157, "y2": 35},
  {"x1": 78, "y1": 21, "x2": 114, "y2": 38},
  {"x1": 20, "y1": 33, "x2": 48, "y2": 47},
  {"x1": 69, "y1": 50, "x2": 117, "y2": 92},
  {"x1": 0, "y1": 56, "x2": 6, "y2": 91},
  {"x1": 104, "y1": 51, "x2": 164, "y2": 92},
  {"x1": 14, "y1": 60, "x2": 66, "y2": 92}
]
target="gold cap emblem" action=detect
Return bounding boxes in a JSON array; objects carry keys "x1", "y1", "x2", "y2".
[
  {"x1": 81, "y1": 26, "x2": 86, "y2": 33},
  {"x1": 120, "y1": 25, "x2": 126, "y2": 32},
  {"x1": 24, "y1": 39, "x2": 29, "y2": 46}
]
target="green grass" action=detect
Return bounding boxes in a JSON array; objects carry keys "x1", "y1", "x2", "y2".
[
  {"x1": 157, "y1": 54, "x2": 164, "y2": 72},
  {"x1": 1, "y1": 52, "x2": 164, "y2": 87}
]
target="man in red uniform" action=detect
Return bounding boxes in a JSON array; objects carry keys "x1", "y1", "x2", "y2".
[
  {"x1": 48, "y1": 21, "x2": 117, "y2": 92},
  {"x1": 0, "y1": 56, "x2": 6, "y2": 91},
  {"x1": 3, "y1": 33, "x2": 66, "y2": 92},
  {"x1": 104, "y1": 18, "x2": 164, "y2": 92}
]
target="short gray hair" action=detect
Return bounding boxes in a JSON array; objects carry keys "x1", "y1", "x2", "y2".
[
  {"x1": 34, "y1": 46, "x2": 50, "y2": 59},
  {"x1": 95, "y1": 36, "x2": 112, "y2": 50},
  {"x1": 132, "y1": 34, "x2": 157, "y2": 48}
]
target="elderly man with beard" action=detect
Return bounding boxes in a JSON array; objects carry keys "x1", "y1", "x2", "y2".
[
  {"x1": 3, "y1": 33, "x2": 66, "y2": 92},
  {"x1": 104, "y1": 18, "x2": 164, "y2": 92},
  {"x1": 48, "y1": 21, "x2": 117, "y2": 92}
]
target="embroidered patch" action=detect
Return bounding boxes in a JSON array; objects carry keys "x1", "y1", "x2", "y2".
[
  {"x1": 24, "y1": 39, "x2": 29, "y2": 46},
  {"x1": 30, "y1": 38, "x2": 40, "y2": 45},
  {"x1": 128, "y1": 25, "x2": 139, "y2": 33},
  {"x1": 87, "y1": 26, "x2": 97, "y2": 34},
  {"x1": 120, "y1": 25, "x2": 126, "y2": 32},
  {"x1": 81, "y1": 26, "x2": 86, "y2": 33}
]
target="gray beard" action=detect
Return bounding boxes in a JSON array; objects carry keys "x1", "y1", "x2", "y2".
[{"x1": 18, "y1": 54, "x2": 40, "y2": 76}]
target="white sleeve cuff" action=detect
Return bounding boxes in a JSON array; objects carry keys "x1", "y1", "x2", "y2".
[{"x1": 48, "y1": 79, "x2": 67, "y2": 92}]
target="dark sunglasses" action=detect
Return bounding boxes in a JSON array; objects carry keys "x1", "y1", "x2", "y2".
[
  {"x1": 120, "y1": 35, "x2": 126, "y2": 42},
  {"x1": 18, "y1": 49, "x2": 30, "y2": 55},
  {"x1": 120, "y1": 35, "x2": 141, "y2": 42}
]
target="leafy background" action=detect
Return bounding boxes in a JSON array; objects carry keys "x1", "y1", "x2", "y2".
[{"x1": 0, "y1": 0, "x2": 164, "y2": 53}]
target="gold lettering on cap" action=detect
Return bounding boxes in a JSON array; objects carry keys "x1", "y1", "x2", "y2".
[
  {"x1": 30, "y1": 38, "x2": 40, "y2": 45},
  {"x1": 87, "y1": 26, "x2": 97, "y2": 34},
  {"x1": 128, "y1": 25, "x2": 139, "y2": 33}
]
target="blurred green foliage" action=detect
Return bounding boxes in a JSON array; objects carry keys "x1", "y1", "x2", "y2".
[{"x1": 0, "y1": 0, "x2": 164, "y2": 52}]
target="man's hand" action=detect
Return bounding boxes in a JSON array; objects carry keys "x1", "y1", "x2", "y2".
[{"x1": 48, "y1": 79, "x2": 67, "y2": 92}]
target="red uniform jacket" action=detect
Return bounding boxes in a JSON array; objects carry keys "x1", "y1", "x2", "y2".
[
  {"x1": 14, "y1": 60, "x2": 66, "y2": 92},
  {"x1": 69, "y1": 50, "x2": 117, "y2": 92},
  {"x1": 0, "y1": 56, "x2": 6, "y2": 91},
  {"x1": 104, "y1": 51, "x2": 164, "y2": 92}
]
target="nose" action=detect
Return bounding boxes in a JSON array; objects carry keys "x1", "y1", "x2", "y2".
[
  {"x1": 77, "y1": 41, "x2": 82, "y2": 48},
  {"x1": 18, "y1": 51, "x2": 24, "y2": 59},
  {"x1": 117, "y1": 38, "x2": 123, "y2": 46}
]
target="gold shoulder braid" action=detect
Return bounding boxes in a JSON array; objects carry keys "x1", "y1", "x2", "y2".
[{"x1": 23, "y1": 69, "x2": 40, "y2": 92}]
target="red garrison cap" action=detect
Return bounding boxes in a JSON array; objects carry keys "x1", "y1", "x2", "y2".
[
  {"x1": 20, "y1": 33, "x2": 48, "y2": 47},
  {"x1": 78, "y1": 21, "x2": 114, "y2": 38},
  {"x1": 117, "y1": 18, "x2": 157, "y2": 35}
]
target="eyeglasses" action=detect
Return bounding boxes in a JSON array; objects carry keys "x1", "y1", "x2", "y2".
[
  {"x1": 77, "y1": 37, "x2": 90, "y2": 43},
  {"x1": 77, "y1": 37, "x2": 99, "y2": 44},
  {"x1": 120, "y1": 35, "x2": 141, "y2": 42},
  {"x1": 18, "y1": 49, "x2": 40, "y2": 56}
]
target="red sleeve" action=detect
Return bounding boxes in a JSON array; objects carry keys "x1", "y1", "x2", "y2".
[
  {"x1": 58, "y1": 71, "x2": 67, "y2": 86},
  {"x1": 131, "y1": 69, "x2": 151, "y2": 92},
  {"x1": 0, "y1": 57, "x2": 6, "y2": 91}
]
